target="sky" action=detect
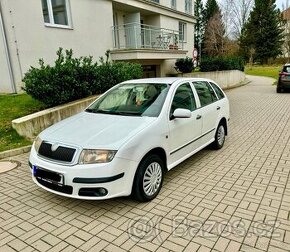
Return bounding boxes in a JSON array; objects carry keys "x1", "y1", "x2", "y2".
[
  {"x1": 202, "y1": 0, "x2": 285, "y2": 10},
  {"x1": 276, "y1": 0, "x2": 285, "y2": 10}
]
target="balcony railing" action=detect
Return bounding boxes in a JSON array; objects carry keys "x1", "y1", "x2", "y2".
[{"x1": 112, "y1": 23, "x2": 184, "y2": 51}]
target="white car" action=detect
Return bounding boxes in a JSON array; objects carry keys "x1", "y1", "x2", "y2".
[{"x1": 29, "y1": 78, "x2": 230, "y2": 202}]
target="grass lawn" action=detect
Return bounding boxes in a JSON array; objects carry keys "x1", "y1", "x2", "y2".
[
  {"x1": 0, "y1": 94, "x2": 45, "y2": 152},
  {"x1": 244, "y1": 65, "x2": 281, "y2": 80}
]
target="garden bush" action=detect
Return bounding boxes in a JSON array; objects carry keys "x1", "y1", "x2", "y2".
[
  {"x1": 200, "y1": 57, "x2": 244, "y2": 72},
  {"x1": 96, "y1": 54, "x2": 143, "y2": 93},
  {"x1": 23, "y1": 48, "x2": 143, "y2": 107},
  {"x1": 175, "y1": 57, "x2": 195, "y2": 73}
]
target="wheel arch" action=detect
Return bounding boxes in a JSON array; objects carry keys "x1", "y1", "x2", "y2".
[
  {"x1": 219, "y1": 117, "x2": 228, "y2": 136},
  {"x1": 139, "y1": 147, "x2": 168, "y2": 171},
  {"x1": 131, "y1": 147, "x2": 167, "y2": 201}
]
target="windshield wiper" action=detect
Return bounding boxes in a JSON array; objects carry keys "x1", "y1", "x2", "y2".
[
  {"x1": 85, "y1": 109, "x2": 113, "y2": 114},
  {"x1": 86, "y1": 109, "x2": 141, "y2": 116},
  {"x1": 85, "y1": 108, "x2": 96, "y2": 113},
  {"x1": 116, "y1": 111, "x2": 142, "y2": 116}
]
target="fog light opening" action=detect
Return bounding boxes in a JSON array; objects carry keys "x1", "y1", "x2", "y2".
[{"x1": 78, "y1": 187, "x2": 108, "y2": 197}]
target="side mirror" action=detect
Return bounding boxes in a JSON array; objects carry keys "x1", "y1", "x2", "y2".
[{"x1": 172, "y1": 108, "x2": 191, "y2": 119}]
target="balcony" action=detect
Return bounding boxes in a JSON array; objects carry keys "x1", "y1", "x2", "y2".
[{"x1": 111, "y1": 23, "x2": 187, "y2": 61}]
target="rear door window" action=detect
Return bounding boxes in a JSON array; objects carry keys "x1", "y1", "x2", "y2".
[
  {"x1": 193, "y1": 81, "x2": 218, "y2": 107},
  {"x1": 210, "y1": 82, "x2": 225, "y2": 100}
]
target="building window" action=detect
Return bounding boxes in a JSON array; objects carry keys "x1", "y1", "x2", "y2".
[
  {"x1": 151, "y1": 0, "x2": 160, "y2": 3},
  {"x1": 41, "y1": 0, "x2": 71, "y2": 27},
  {"x1": 179, "y1": 22, "x2": 186, "y2": 42},
  {"x1": 171, "y1": 0, "x2": 176, "y2": 9},
  {"x1": 185, "y1": 0, "x2": 192, "y2": 14}
]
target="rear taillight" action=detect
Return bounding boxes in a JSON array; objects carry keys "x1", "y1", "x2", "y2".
[{"x1": 279, "y1": 72, "x2": 288, "y2": 78}]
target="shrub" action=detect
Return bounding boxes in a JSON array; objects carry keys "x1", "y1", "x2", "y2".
[
  {"x1": 96, "y1": 54, "x2": 143, "y2": 93},
  {"x1": 23, "y1": 48, "x2": 143, "y2": 107},
  {"x1": 175, "y1": 57, "x2": 194, "y2": 73},
  {"x1": 200, "y1": 57, "x2": 244, "y2": 72},
  {"x1": 23, "y1": 48, "x2": 98, "y2": 107}
]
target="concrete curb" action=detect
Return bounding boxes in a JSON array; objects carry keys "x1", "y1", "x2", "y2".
[{"x1": 0, "y1": 146, "x2": 31, "y2": 160}]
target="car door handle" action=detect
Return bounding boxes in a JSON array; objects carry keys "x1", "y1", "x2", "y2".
[
  {"x1": 217, "y1": 106, "x2": 221, "y2": 110},
  {"x1": 196, "y1": 115, "x2": 202, "y2": 120}
]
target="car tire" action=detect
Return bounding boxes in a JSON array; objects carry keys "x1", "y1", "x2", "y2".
[
  {"x1": 211, "y1": 123, "x2": 226, "y2": 150},
  {"x1": 277, "y1": 87, "x2": 282, "y2": 93},
  {"x1": 132, "y1": 154, "x2": 164, "y2": 202}
]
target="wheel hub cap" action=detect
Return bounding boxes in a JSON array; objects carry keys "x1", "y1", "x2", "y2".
[
  {"x1": 143, "y1": 162, "x2": 162, "y2": 197},
  {"x1": 217, "y1": 126, "x2": 225, "y2": 145}
]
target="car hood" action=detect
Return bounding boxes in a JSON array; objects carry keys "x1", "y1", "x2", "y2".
[{"x1": 40, "y1": 112, "x2": 157, "y2": 150}]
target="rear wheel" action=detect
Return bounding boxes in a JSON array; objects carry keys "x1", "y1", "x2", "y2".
[
  {"x1": 211, "y1": 123, "x2": 226, "y2": 150},
  {"x1": 277, "y1": 87, "x2": 282, "y2": 93},
  {"x1": 132, "y1": 154, "x2": 164, "y2": 202}
]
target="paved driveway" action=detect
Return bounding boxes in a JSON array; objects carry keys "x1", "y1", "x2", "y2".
[{"x1": 1, "y1": 76, "x2": 290, "y2": 252}]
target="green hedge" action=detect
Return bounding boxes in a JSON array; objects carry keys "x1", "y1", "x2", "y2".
[
  {"x1": 175, "y1": 57, "x2": 194, "y2": 73},
  {"x1": 23, "y1": 48, "x2": 143, "y2": 107},
  {"x1": 200, "y1": 57, "x2": 244, "y2": 72}
]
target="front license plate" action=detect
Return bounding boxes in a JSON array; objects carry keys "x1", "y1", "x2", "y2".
[{"x1": 33, "y1": 166, "x2": 64, "y2": 185}]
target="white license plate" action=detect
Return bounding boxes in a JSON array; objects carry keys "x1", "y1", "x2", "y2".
[{"x1": 33, "y1": 166, "x2": 64, "y2": 185}]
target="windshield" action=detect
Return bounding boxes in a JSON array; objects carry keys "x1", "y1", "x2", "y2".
[{"x1": 86, "y1": 83, "x2": 170, "y2": 117}]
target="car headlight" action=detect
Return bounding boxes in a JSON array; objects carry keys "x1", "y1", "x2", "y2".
[
  {"x1": 34, "y1": 136, "x2": 43, "y2": 153},
  {"x1": 79, "y1": 149, "x2": 117, "y2": 164}
]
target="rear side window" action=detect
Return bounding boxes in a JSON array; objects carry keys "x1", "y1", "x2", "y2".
[
  {"x1": 193, "y1": 81, "x2": 217, "y2": 106},
  {"x1": 283, "y1": 66, "x2": 290, "y2": 73},
  {"x1": 210, "y1": 82, "x2": 225, "y2": 100}
]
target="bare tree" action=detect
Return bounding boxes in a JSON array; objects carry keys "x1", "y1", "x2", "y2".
[
  {"x1": 204, "y1": 12, "x2": 226, "y2": 56},
  {"x1": 282, "y1": 0, "x2": 289, "y2": 11},
  {"x1": 220, "y1": 0, "x2": 254, "y2": 39},
  {"x1": 249, "y1": 47, "x2": 255, "y2": 68}
]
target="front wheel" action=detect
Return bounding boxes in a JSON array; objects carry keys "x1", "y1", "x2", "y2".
[
  {"x1": 277, "y1": 87, "x2": 282, "y2": 93},
  {"x1": 211, "y1": 123, "x2": 226, "y2": 150},
  {"x1": 132, "y1": 154, "x2": 164, "y2": 202}
]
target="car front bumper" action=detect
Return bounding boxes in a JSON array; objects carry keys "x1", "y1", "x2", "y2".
[{"x1": 29, "y1": 148, "x2": 138, "y2": 200}]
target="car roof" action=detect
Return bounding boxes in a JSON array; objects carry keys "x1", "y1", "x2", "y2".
[{"x1": 122, "y1": 77, "x2": 213, "y2": 85}]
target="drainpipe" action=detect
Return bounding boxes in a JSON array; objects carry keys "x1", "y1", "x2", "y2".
[{"x1": 0, "y1": 1, "x2": 17, "y2": 93}]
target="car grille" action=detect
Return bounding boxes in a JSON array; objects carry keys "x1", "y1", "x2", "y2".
[{"x1": 38, "y1": 142, "x2": 76, "y2": 163}]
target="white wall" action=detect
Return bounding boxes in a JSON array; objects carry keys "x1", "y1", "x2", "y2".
[
  {"x1": 186, "y1": 21, "x2": 195, "y2": 57},
  {"x1": 160, "y1": 0, "x2": 194, "y2": 14},
  {"x1": 1, "y1": 0, "x2": 113, "y2": 92},
  {"x1": 159, "y1": 15, "x2": 178, "y2": 31},
  {"x1": 142, "y1": 15, "x2": 160, "y2": 27},
  {"x1": 159, "y1": 15, "x2": 195, "y2": 57},
  {"x1": 0, "y1": 21, "x2": 13, "y2": 93},
  {"x1": 0, "y1": 0, "x2": 196, "y2": 92}
]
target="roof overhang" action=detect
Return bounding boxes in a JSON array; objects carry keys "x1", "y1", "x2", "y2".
[
  {"x1": 110, "y1": 49, "x2": 188, "y2": 61},
  {"x1": 112, "y1": 0, "x2": 196, "y2": 24}
]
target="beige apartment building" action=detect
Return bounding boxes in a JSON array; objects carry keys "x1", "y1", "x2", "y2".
[
  {"x1": 0, "y1": 0, "x2": 195, "y2": 93},
  {"x1": 282, "y1": 7, "x2": 290, "y2": 59}
]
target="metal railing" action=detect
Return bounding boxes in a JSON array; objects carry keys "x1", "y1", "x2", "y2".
[{"x1": 112, "y1": 23, "x2": 184, "y2": 50}]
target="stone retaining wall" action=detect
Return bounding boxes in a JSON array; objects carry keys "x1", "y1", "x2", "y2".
[
  {"x1": 179, "y1": 70, "x2": 246, "y2": 90},
  {"x1": 12, "y1": 96, "x2": 98, "y2": 140}
]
